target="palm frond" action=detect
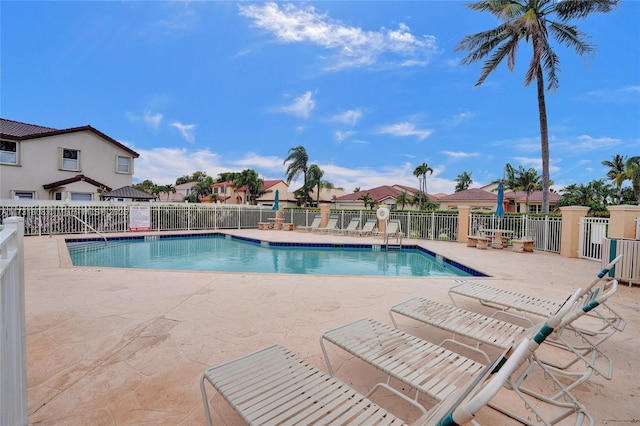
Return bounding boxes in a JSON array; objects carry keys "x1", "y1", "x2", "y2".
[
  {"x1": 555, "y1": 0, "x2": 619, "y2": 20},
  {"x1": 548, "y1": 22, "x2": 593, "y2": 55}
]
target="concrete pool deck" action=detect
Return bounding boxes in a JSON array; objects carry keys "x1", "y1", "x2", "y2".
[{"x1": 24, "y1": 229, "x2": 639, "y2": 425}]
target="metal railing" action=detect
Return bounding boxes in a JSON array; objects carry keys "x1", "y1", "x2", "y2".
[
  {"x1": 580, "y1": 217, "x2": 610, "y2": 261},
  {"x1": 469, "y1": 213, "x2": 562, "y2": 253},
  {"x1": 0, "y1": 217, "x2": 27, "y2": 426}
]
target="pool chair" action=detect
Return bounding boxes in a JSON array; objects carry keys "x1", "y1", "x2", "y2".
[
  {"x1": 200, "y1": 334, "x2": 538, "y2": 425},
  {"x1": 384, "y1": 219, "x2": 402, "y2": 238},
  {"x1": 297, "y1": 214, "x2": 322, "y2": 232},
  {"x1": 352, "y1": 218, "x2": 377, "y2": 236},
  {"x1": 448, "y1": 254, "x2": 626, "y2": 335},
  {"x1": 321, "y1": 289, "x2": 593, "y2": 426},
  {"x1": 330, "y1": 217, "x2": 360, "y2": 235},
  {"x1": 314, "y1": 214, "x2": 339, "y2": 233}
]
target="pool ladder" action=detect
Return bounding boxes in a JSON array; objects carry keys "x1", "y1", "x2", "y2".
[{"x1": 384, "y1": 233, "x2": 403, "y2": 251}]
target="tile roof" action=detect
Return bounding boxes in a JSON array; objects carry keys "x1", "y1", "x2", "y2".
[
  {"x1": 42, "y1": 174, "x2": 112, "y2": 191},
  {"x1": 0, "y1": 118, "x2": 139, "y2": 158},
  {"x1": 337, "y1": 185, "x2": 436, "y2": 202},
  {"x1": 438, "y1": 188, "x2": 497, "y2": 201},
  {"x1": 101, "y1": 186, "x2": 156, "y2": 199},
  {"x1": 505, "y1": 190, "x2": 563, "y2": 202}
]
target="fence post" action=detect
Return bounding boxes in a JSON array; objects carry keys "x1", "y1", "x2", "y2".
[
  {"x1": 607, "y1": 205, "x2": 640, "y2": 239},
  {"x1": 457, "y1": 205, "x2": 471, "y2": 243},
  {"x1": 560, "y1": 206, "x2": 589, "y2": 258}
]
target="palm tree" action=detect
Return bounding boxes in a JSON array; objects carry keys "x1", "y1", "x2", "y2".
[
  {"x1": 395, "y1": 191, "x2": 410, "y2": 210},
  {"x1": 456, "y1": 0, "x2": 619, "y2": 213},
  {"x1": 164, "y1": 184, "x2": 176, "y2": 201},
  {"x1": 307, "y1": 164, "x2": 324, "y2": 207},
  {"x1": 193, "y1": 177, "x2": 214, "y2": 202},
  {"x1": 626, "y1": 156, "x2": 640, "y2": 204},
  {"x1": 602, "y1": 154, "x2": 627, "y2": 204},
  {"x1": 505, "y1": 164, "x2": 543, "y2": 212},
  {"x1": 283, "y1": 145, "x2": 309, "y2": 206},
  {"x1": 358, "y1": 192, "x2": 376, "y2": 210},
  {"x1": 454, "y1": 171, "x2": 473, "y2": 192},
  {"x1": 413, "y1": 162, "x2": 433, "y2": 208},
  {"x1": 234, "y1": 169, "x2": 264, "y2": 205}
]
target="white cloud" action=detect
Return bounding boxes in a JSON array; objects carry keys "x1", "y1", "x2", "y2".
[
  {"x1": 335, "y1": 130, "x2": 355, "y2": 143},
  {"x1": 126, "y1": 110, "x2": 163, "y2": 130},
  {"x1": 442, "y1": 151, "x2": 480, "y2": 159},
  {"x1": 276, "y1": 91, "x2": 316, "y2": 118},
  {"x1": 171, "y1": 121, "x2": 196, "y2": 143},
  {"x1": 331, "y1": 109, "x2": 363, "y2": 126},
  {"x1": 239, "y1": 2, "x2": 438, "y2": 71},
  {"x1": 376, "y1": 122, "x2": 432, "y2": 141},
  {"x1": 571, "y1": 134, "x2": 621, "y2": 151},
  {"x1": 450, "y1": 110, "x2": 474, "y2": 125}
]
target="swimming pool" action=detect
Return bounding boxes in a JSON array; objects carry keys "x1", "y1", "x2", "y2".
[{"x1": 66, "y1": 233, "x2": 486, "y2": 278}]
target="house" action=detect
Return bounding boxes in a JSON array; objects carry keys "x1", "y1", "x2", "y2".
[
  {"x1": 334, "y1": 184, "x2": 431, "y2": 210},
  {"x1": 437, "y1": 187, "x2": 498, "y2": 211},
  {"x1": 438, "y1": 183, "x2": 563, "y2": 213},
  {"x1": 156, "y1": 182, "x2": 197, "y2": 202},
  {"x1": 0, "y1": 118, "x2": 139, "y2": 201},
  {"x1": 101, "y1": 186, "x2": 156, "y2": 202}
]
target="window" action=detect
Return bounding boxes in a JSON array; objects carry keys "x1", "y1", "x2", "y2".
[
  {"x1": 116, "y1": 155, "x2": 131, "y2": 174},
  {"x1": 13, "y1": 191, "x2": 34, "y2": 199},
  {"x1": 0, "y1": 140, "x2": 18, "y2": 164},
  {"x1": 70, "y1": 193, "x2": 92, "y2": 201},
  {"x1": 60, "y1": 148, "x2": 80, "y2": 171}
]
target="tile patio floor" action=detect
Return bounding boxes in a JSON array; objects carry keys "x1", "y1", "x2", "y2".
[{"x1": 23, "y1": 229, "x2": 639, "y2": 425}]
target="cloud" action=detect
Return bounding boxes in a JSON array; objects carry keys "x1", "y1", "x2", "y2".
[
  {"x1": 513, "y1": 156, "x2": 561, "y2": 175},
  {"x1": 585, "y1": 85, "x2": 640, "y2": 102},
  {"x1": 335, "y1": 130, "x2": 355, "y2": 143},
  {"x1": 442, "y1": 151, "x2": 480, "y2": 159},
  {"x1": 331, "y1": 109, "x2": 363, "y2": 126},
  {"x1": 571, "y1": 135, "x2": 621, "y2": 151},
  {"x1": 171, "y1": 121, "x2": 196, "y2": 143},
  {"x1": 239, "y1": 2, "x2": 438, "y2": 71},
  {"x1": 126, "y1": 110, "x2": 164, "y2": 130},
  {"x1": 450, "y1": 110, "x2": 475, "y2": 125},
  {"x1": 376, "y1": 122, "x2": 433, "y2": 141},
  {"x1": 276, "y1": 91, "x2": 316, "y2": 118}
]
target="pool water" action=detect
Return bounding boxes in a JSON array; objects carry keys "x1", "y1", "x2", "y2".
[{"x1": 66, "y1": 234, "x2": 484, "y2": 278}]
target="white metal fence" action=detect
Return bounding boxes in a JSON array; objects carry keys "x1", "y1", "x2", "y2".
[
  {"x1": 579, "y1": 217, "x2": 610, "y2": 261},
  {"x1": 0, "y1": 217, "x2": 28, "y2": 426},
  {"x1": 470, "y1": 213, "x2": 562, "y2": 253}
]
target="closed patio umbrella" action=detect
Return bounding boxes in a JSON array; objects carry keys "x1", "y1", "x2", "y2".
[
  {"x1": 495, "y1": 181, "x2": 505, "y2": 218},
  {"x1": 272, "y1": 189, "x2": 279, "y2": 211}
]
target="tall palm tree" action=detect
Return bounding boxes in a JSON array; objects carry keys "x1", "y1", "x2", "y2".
[
  {"x1": 234, "y1": 169, "x2": 264, "y2": 205},
  {"x1": 454, "y1": 171, "x2": 473, "y2": 192},
  {"x1": 602, "y1": 154, "x2": 627, "y2": 204},
  {"x1": 395, "y1": 191, "x2": 410, "y2": 210},
  {"x1": 283, "y1": 145, "x2": 309, "y2": 206},
  {"x1": 626, "y1": 156, "x2": 640, "y2": 204},
  {"x1": 456, "y1": 0, "x2": 619, "y2": 213},
  {"x1": 307, "y1": 164, "x2": 324, "y2": 207},
  {"x1": 413, "y1": 162, "x2": 433, "y2": 208}
]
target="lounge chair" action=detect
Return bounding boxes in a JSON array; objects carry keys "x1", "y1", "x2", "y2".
[
  {"x1": 200, "y1": 334, "x2": 540, "y2": 425},
  {"x1": 330, "y1": 217, "x2": 360, "y2": 235},
  {"x1": 321, "y1": 289, "x2": 592, "y2": 425},
  {"x1": 448, "y1": 254, "x2": 626, "y2": 334},
  {"x1": 384, "y1": 219, "x2": 401, "y2": 237},
  {"x1": 352, "y1": 218, "x2": 376, "y2": 236},
  {"x1": 297, "y1": 214, "x2": 321, "y2": 232},
  {"x1": 314, "y1": 214, "x2": 339, "y2": 233}
]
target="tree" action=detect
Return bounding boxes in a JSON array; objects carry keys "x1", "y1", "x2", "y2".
[
  {"x1": 601, "y1": 154, "x2": 627, "y2": 204},
  {"x1": 358, "y1": 192, "x2": 376, "y2": 210},
  {"x1": 456, "y1": 0, "x2": 619, "y2": 213},
  {"x1": 283, "y1": 145, "x2": 309, "y2": 206},
  {"x1": 626, "y1": 156, "x2": 640, "y2": 204},
  {"x1": 395, "y1": 191, "x2": 410, "y2": 210},
  {"x1": 354, "y1": 187, "x2": 361, "y2": 193},
  {"x1": 413, "y1": 162, "x2": 433, "y2": 208},
  {"x1": 307, "y1": 164, "x2": 324, "y2": 207},
  {"x1": 163, "y1": 184, "x2": 176, "y2": 201},
  {"x1": 176, "y1": 171, "x2": 209, "y2": 185},
  {"x1": 133, "y1": 179, "x2": 155, "y2": 194},
  {"x1": 556, "y1": 179, "x2": 613, "y2": 214},
  {"x1": 233, "y1": 169, "x2": 264, "y2": 205},
  {"x1": 454, "y1": 171, "x2": 473, "y2": 192},
  {"x1": 192, "y1": 176, "x2": 214, "y2": 202},
  {"x1": 504, "y1": 164, "x2": 543, "y2": 212}
]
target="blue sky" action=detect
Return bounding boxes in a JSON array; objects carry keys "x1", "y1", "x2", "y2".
[{"x1": 2, "y1": 1, "x2": 639, "y2": 194}]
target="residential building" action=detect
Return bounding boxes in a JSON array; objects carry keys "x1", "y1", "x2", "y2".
[
  {"x1": 0, "y1": 118, "x2": 139, "y2": 201},
  {"x1": 157, "y1": 182, "x2": 197, "y2": 202},
  {"x1": 335, "y1": 184, "x2": 430, "y2": 210},
  {"x1": 438, "y1": 184, "x2": 562, "y2": 213}
]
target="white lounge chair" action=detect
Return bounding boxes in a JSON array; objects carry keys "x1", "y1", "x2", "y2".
[
  {"x1": 352, "y1": 218, "x2": 376, "y2": 236},
  {"x1": 314, "y1": 214, "x2": 339, "y2": 233},
  {"x1": 321, "y1": 289, "x2": 592, "y2": 425},
  {"x1": 297, "y1": 214, "x2": 322, "y2": 232},
  {"x1": 384, "y1": 219, "x2": 401, "y2": 237},
  {"x1": 201, "y1": 334, "x2": 541, "y2": 426},
  {"x1": 330, "y1": 217, "x2": 360, "y2": 235}
]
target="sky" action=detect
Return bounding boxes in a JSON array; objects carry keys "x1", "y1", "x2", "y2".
[{"x1": 2, "y1": 1, "x2": 639, "y2": 195}]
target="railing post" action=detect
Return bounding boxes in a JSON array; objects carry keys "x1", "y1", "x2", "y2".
[{"x1": 560, "y1": 206, "x2": 589, "y2": 258}]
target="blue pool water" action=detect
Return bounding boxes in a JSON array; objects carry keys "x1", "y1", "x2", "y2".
[{"x1": 66, "y1": 234, "x2": 485, "y2": 278}]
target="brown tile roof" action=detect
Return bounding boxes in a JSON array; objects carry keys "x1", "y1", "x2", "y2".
[
  {"x1": 505, "y1": 190, "x2": 562, "y2": 203},
  {"x1": 101, "y1": 186, "x2": 156, "y2": 200},
  {"x1": 42, "y1": 174, "x2": 112, "y2": 191},
  {"x1": 0, "y1": 118, "x2": 140, "y2": 158},
  {"x1": 438, "y1": 188, "x2": 497, "y2": 201},
  {"x1": 337, "y1": 185, "x2": 437, "y2": 203}
]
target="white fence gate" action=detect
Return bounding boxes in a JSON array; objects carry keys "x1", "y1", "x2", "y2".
[
  {"x1": 0, "y1": 217, "x2": 28, "y2": 426},
  {"x1": 579, "y1": 217, "x2": 610, "y2": 261}
]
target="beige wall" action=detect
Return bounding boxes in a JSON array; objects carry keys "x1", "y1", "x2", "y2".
[{"x1": 1, "y1": 131, "x2": 135, "y2": 200}]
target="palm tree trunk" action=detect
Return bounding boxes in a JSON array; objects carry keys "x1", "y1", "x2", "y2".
[{"x1": 536, "y1": 66, "x2": 550, "y2": 213}]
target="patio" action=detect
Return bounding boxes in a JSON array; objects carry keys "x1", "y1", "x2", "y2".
[{"x1": 24, "y1": 230, "x2": 639, "y2": 425}]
